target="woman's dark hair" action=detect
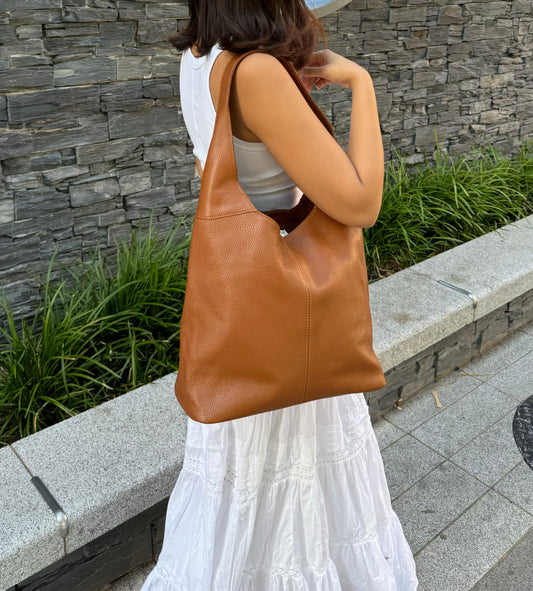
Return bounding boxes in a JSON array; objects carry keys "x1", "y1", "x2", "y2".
[{"x1": 169, "y1": 0, "x2": 327, "y2": 70}]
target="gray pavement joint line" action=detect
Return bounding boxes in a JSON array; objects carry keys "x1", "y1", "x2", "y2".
[
  {"x1": 10, "y1": 443, "x2": 70, "y2": 542},
  {"x1": 392, "y1": 441, "x2": 529, "y2": 552},
  {"x1": 412, "y1": 487, "x2": 533, "y2": 562},
  {"x1": 473, "y1": 522, "x2": 533, "y2": 584},
  {"x1": 408, "y1": 406, "x2": 520, "y2": 470},
  {"x1": 385, "y1": 379, "x2": 487, "y2": 440},
  {"x1": 410, "y1": 487, "x2": 492, "y2": 557},
  {"x1": 389, "y1": 407, "x2": 520, "y2": 507}
]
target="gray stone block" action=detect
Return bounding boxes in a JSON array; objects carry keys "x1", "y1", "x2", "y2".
[
  {"x1": 450, "y1": 410, "x2": 523, "y2": 486},
  {"x1": 14, "y1": 187, "x2": 69, "y2": 220},
  {"x1": 7, "y1": 86, "x2": 99, "y2": 124},
  {"x1": 43, "y1": 22, "x2": 99, "y2": 37},
  {"x1": 117, "y1": 0, "x2": 145, "y2": 21},
  {"x1": 0, "y1": 40, "x2": 44, "y2": 59},
  {"x1": 411, "y1": 382, "x2": 517, "y2": 457},
  {"x1": 42, "y1": 164, "x2": 90, "y2": 184},
  {"x1": 118, "y1": 169, "x2": 152, "y2": 195},
  {"x1": 485, "y1": 349, "x2": 533, "y2": 403},
  {"x1": 100, "y1": 81, "x2": 141, "y2": 108},
  {"x1": 507, "y1": 289, "x2": 533, "y2": 330},
  {"x1": 76, "y1": 138, "x2": 143, "y2": 165},
  {"x1": 471, "y1": 528, "x2": 533, "y2": 591},
  {"x1": 435, "y1": 320, "x2": 478, "y2": 378},
  {"x1": 152, "y1": 56, "x2": 180, "y2": 78},
  {"x1": 145, "y1": 4, "x2": 188, "y2": 19},
  {"x1": 380, "y1": 434, "x2": 444, "y2": 500},
  {"x1": 392, "y1": 461, "x2": 487, "y2": 554},
  {"x1": 124, "y1": 186, "x2": 175, "y2": 211},
  {"x1": 143, "y1": 79, "x2": 173, "y2": 99},
  {"x1": 54, "y1": 58, "x2": 116, "y2": 86},
  {"x1": 414, "y1": 491, "x2": 533, "y2": 591},
  {"x1": 143, "y1": 144, "x2": 183, "y2": 162},
  {"x1": 70, "y1": 177, "x2": 120, "y2": 207},
  {"x1": 136, "y1": 19, "x2": 177, "y2": 44},
  {"x1": 44, "y1": 37, "x2": 99, "y2": 55},
  {"x1": 7, "y1": 9, "x2": 62, "y2": 25},
  {"x1": 116, "y1": 56, "x2": 152, "y2": 80},
  {"x1": 0, "y1": 131, "x2": 33, "y2": 159},
  {"x1": 0, "y1": 66, "x2": 52, "y2": 92},
  {"x1": 32, "y1": 120, "x2": 109, "y2": 152},
  {"x1": 0, "y1": 197, "x2": 14, "y2": 224},
  {"x1": 108, "y1": 107, "x2": 180, "y2": 140},
  {"x1": 0, "y1": 0, "x2": 60, "y2": 8},
  {"x1": 10, "y1": 54, "x2": 52, "y2": 68},
  {"x1": 16, "y1": 23, "x2": 46, "y2": 39},
  {"x1": 63, "y1": 7, "x2": 118, "y2": 22},
  {"x1": 98, "y1": 209, "x2": 126, "y2": 228},
  {"x1": 99, "y1": 22, "x2": 134, "y2": 46},
  {"x1": 5, "y1": 171, "x2": 42, "y2": 190}
]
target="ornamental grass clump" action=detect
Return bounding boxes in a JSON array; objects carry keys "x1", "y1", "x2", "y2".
[
  {"x1": 0, "y1": 218, "x2": 191, "y2": 446},
  {"x1": 365, "y1": 138, "x2": 533, "y2": 280}
]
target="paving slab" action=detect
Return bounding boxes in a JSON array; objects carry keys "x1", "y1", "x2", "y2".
[
  {"x1": 410, "y1": 382, "x2": 517, "y2": 457},
  {"x1": 391, "y1": 461, "x2": 487, "y2": 554},
  {"x1": 494, "y1": 460, "x2": 533, "y2": 515},
  {"x1": 485, "y1": 349, "x2": 533, "y2": 402},
  {"x1": 414, "y1": 490, "x2": 533, "y2": 591},
  {"x1": 470, "y1": 528, "x2": 533, "y2": 591},
  {"x1": 450, "y1": 410, "x2": 524, "y2": 486},
  {"x1": 520, "y1": 323, "x2": 533, "y2": 337},
  {"x1": 371, "y1": 417, "x2": 405, "y2": 451},
  {"x1": 385, "y1": 368, "x2": 483, "y2": 433},
  {"x1": 380, "y1": 434, "x2": 444, "y2": 500}
]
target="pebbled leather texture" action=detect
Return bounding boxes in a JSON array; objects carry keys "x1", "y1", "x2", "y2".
[{"x1": 175, "y1": 48, "x2": 386, "y2": 423}]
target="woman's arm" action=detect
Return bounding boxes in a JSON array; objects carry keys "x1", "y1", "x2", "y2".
[{"x1": 231, "y1": 50, "x2": 384, "y2": 228}]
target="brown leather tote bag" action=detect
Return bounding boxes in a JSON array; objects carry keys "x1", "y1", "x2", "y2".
[{"x1": 175, "y1": 49, "x2": 386, "y2": 423}]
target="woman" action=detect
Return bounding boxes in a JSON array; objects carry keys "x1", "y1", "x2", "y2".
[{"x1": 141, "y1": 1, "x2": 418, "y2": 589}]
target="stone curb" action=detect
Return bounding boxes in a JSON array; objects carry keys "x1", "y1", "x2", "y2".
[{"x1": 1, "y1": 214, "x2": 532, "y2": 590}]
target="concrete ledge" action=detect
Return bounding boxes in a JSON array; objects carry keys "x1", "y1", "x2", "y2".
[
  {"x1": 1, "y1": 214, "x2": 532, "y2": 591},
  {"x1": 371, "y1": 215, "x2": 533, "y2": 370}
]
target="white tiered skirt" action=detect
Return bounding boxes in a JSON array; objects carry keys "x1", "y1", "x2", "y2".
[{"x1": 140, "y1": 392, "x2": 418, "y2": 590}]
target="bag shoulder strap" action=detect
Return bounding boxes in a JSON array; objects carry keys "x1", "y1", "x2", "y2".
[{"x1": 196, "y1": 49, "x2": 335, "y2": 219}]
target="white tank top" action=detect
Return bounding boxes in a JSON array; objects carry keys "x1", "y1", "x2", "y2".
[{"x1": 179, "y1": 42, "x2": 303, "y2": 212}]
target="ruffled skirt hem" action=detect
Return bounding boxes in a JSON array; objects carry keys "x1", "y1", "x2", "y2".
[{"x1": 140, "y1": 393, "x2": 418, "y2": 590}]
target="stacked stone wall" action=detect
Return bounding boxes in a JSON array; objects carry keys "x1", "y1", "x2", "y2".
[{"x1": 0, "y1": 0, "x2": 531, "y2": 321}]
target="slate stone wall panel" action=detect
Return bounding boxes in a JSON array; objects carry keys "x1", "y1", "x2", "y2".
[{"x1": 0, "y1": 1, "x2": 531, "y2": 322}]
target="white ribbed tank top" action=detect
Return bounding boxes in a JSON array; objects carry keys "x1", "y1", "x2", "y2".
[{"x1": 179, "y1": 42, "x2": 303, "y2": 212}]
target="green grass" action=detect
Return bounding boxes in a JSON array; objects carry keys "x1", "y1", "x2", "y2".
[
  {"x1": 0, "y1": 218, "x2": 191, "y2": 446},
  {"x1": 0, "y1": 139, "x2": 532, "y2": 446},
  {"x1": 364, "y1": 138, "x2": 533, "y2": 281}
]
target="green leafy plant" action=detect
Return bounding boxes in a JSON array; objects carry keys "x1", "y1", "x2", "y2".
[
  {"x1": 0, "y1": 217, "x2": 191, "y2": 446},
  {"x1": 364, "y1": 138, "x2": 533, "y2": 280}
]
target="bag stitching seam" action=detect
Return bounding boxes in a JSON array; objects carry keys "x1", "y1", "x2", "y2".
[{"x1": 281, "y1": 241, "x2": 311, "y2": 404}]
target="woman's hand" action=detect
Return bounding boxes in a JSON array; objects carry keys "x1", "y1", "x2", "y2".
[{"x1": 297, "y1": 49, "x2": 370, "y2": 91}]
